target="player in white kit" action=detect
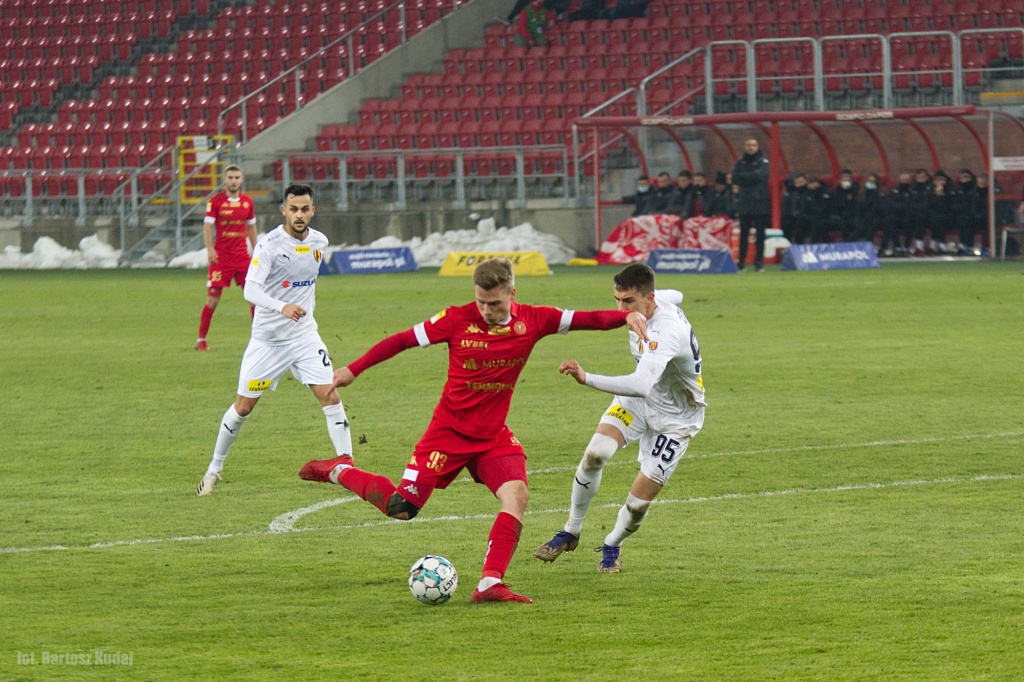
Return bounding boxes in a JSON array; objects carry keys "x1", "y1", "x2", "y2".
[
  {"x1": 196, "y1": 184, "x2": 352, "y2": 495},
  {"x1": 535, "y1": 263, "x2": 706, "y2": 572}
]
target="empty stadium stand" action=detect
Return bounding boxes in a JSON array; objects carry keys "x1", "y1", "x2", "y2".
[{"x1": 0, "y1": 0, "x2": 1022, "y2": 217}]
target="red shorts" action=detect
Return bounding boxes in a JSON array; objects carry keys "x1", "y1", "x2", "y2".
[
  {"x1": 207, "y1": 261, "x2": 249, "y2": 294},
  {"x1": 395, "y1": 422, "x2": 527, "y2": 508}
]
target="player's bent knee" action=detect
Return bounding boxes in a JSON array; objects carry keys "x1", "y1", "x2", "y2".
[
  {"x1": 386, "y1": 493, "x2": 420, "y2": 520},
  {"x1": 625, "y1": 493, "x2": 651, "y2": 520},
  {"x1": 582, "y1": 433, "x2": 619, "y2": 471}
]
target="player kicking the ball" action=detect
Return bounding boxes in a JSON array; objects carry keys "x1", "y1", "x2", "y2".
[
  {"x1": 196, "y1": 184, "x2": 352, "y2": 496},
  {"x1": 535, "y1": 263, "x2": 705, "y2": 573},
  {"x1": 300, "y1": 258, "x2": 648, "y2": 603}
]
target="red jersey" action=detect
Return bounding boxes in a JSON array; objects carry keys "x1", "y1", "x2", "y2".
[
  {"x1": 348, "y1": 302, "x2": 632, "y2": 441},
  {"x1": 205, "y1": 191, "x2": 256, "y2": 265}
]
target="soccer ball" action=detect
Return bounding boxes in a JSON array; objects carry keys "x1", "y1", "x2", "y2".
[{"x1": 408, "y1": 555, "x2": 458, "y2": 605}]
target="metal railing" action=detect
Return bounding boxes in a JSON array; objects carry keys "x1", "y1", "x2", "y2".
[{"x1": 216, "y1": 0, "x2": 465, "y2": 144}]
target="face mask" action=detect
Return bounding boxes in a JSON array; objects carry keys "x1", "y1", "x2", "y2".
[
  {"x1": 840, "y1": 180, "x2": 852, "y2": 189},
  {"x1": 865, "y1": 182, "x2": 877, "y2": 190},
  {"x1": 637, "y1": 186, "x2": 649, "y2": 193}
]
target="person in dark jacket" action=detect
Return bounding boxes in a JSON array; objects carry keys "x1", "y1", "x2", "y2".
[
  {"x1": 781, "y1": 173, "x2": 808, "y2": 244},
  {"x1": 621, "y1": 175, "x2": 655, "y2": 217},
  {"x1": 732, "y1": 138, "x2": 771, "y2": 271},
  {"x1": 804, "y1": 177, "x2": 833, "y2": 243},
  {"x1": 703, "y1": 171, "x2": 735, "y2": 217},
  {"x1": 648, "y1": 172, "x2": 679, "y2": 214},
  {"x1": 669, "y1": 170, "x2": 696, "y2": 219},
  {"x1": 855, "y1": 173, "x2": 886, "y2": 246},
  {"x1": 830, "y1": 169, "x2": 861, "y2": 241}
]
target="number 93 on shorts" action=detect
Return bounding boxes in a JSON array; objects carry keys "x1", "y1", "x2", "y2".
[{"x1": 236, "y1": 333, "x2": 335, "y2": 397}]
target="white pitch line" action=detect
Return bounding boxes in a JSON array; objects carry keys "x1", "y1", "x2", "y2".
[
  {"x1": 523, "y1": 430, "x2": 1024, "y2": 475},
  {"x1": 268, "y1": 495, "x2": 359, "y2": 533},
  {"x1": 2, "y1": 472, "x2": 1020, "y2": 556}
]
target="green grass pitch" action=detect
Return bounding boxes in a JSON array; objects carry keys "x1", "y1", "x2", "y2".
[{"x1": 1, "y1": 262, "x2": 1022, "y2": 681}]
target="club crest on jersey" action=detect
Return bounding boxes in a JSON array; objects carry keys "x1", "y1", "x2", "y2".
[
  {"x1": 295, "y1": 245, "x2": 310, "y2": 254},
  {"x1": 648, "y1": 341, "x2": 659, "y2": 350},
  {"x1": 513, "y1": 321, "x2": 527, "y2": 335},
  {"x1": 314, "y1": 250, "x2": 322, "y2": 262}
]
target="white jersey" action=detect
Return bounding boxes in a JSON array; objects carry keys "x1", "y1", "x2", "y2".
[
  {"x1": 245, "y1": 225, "x2": 328, "y2": 344},
  {"x1": 586, "y1": 289, "x2": 706, "y2": 414}
]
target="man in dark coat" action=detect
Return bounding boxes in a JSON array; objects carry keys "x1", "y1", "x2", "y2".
[{"x1": 732, "y1": 138, "x2": 771, "y2": 271}]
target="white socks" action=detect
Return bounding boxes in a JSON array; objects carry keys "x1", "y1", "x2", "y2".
[
  {"x1": 565, "y1": 433, "x2": 619, "y2": 536},
  {"x1": 604, "y1": 493, "x2": 652, "y2": 547},
  {"x1": 322, "y1": 402, "x2": 352, "y2": 457},
  {"x1": 208, "y1": 405, "x2": 248, "y2": 474}
]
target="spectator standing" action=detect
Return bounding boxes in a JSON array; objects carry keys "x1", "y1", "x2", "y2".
[
  {"x1": 830, "y1": 169, "x2": 861, "y2": 241},
  {"x1": 732, "y1": 138, "x2": 771, "y2": 271},
  {"x1": 803, "y1": 177, "x2": 833, "y2": 243},
  {"x1": 885, "y1": 170, "x2": 914, "y2": 256},
  {"x1": 856, "y1": 173, "x2": 886, "y2": 247},
  {"x1": 514, "y1": 0, "x2": 554, "y2": 47},
  {"x1": 781, "y1": 173, "x2": 809, "y2": 244},
  {"x1": 907, "y1": 168, "x2": 934, "y2": 254}
]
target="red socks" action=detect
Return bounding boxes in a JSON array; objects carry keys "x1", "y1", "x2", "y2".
[
  {"x1": 481, "y1": 512, "x2": 522, "y2": 580},
  {"x1": 198, "y1": 305, "x2": 215, "y2": 339},
  {"x1": 337, "y1": 468, "x2": 397, "y2": 516}
]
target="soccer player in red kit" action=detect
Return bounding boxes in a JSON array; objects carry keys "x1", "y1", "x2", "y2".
[
  {"x1": 195, "y1": 164, "x2": 258, "y2": 351},
  {"x1": 300, "y1": 257, "x2": 648, "y2": 603}
]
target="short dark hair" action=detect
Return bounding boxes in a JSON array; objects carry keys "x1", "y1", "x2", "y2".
[
  {"x1": 677, "y1": 170, "x2": 693, "y2": 178},
  {"x1": 473, "y1": 258, "x2": 515, "y2": 291},
  {"x1": 283, "y1": 184, "x2": 314, "y2": 202},
  {"x1": 614, "y1": 263, "x2": 655, "y2": 296}
]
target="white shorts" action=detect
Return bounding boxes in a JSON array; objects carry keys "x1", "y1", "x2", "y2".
[
  {"x1": 599, "y1": 396, "x2": 705, "y2": 486},
  {"x1": 236, "y1": 333, "x2": 334, "y2": 398}
]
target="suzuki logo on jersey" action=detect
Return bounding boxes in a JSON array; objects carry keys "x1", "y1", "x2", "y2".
[{"x1": 281, "y1": 279, "x2": 315, "y2": 288}]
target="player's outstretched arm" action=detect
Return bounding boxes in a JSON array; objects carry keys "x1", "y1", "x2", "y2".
[
  {"x1": 558, "y1": 359, "x2": 587, "y2": 384},
  {"x1": 333, "y1": 367, "x2": 356, "y2": 389},
  {"x1": 344, "y1": 328, "x2": 420, "y2": 380},
  {"x1": 568, "y1": 310, "x2": 649, "y2": 342},
  {"x1": 625, "y1": 311, "x2": 649, "y2": 342}
]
